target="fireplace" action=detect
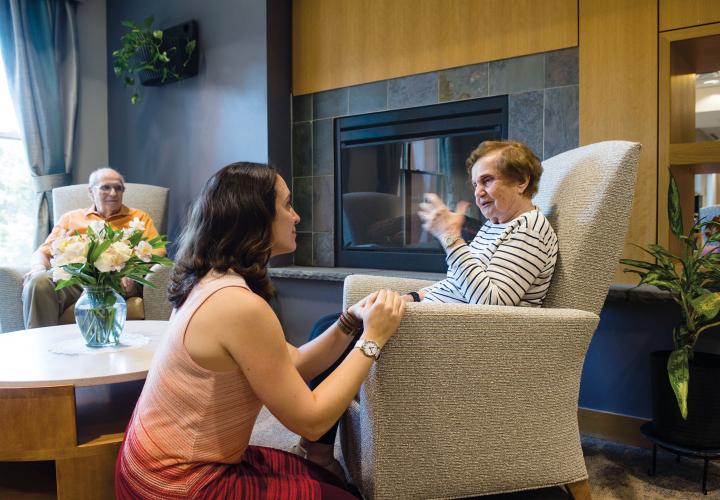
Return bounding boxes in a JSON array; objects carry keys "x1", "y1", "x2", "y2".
[{"x1": 335, "y1": 95, "x2": 508, "y2": 272}]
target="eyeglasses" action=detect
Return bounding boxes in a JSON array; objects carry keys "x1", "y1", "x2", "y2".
[{"x1": 95, "y1": 183, "x2": 125, "y2": 193}]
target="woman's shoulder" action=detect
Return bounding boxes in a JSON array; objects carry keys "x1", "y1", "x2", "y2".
[{"x1": 510, "y1": 209, "x2": 557, "y2": 241}]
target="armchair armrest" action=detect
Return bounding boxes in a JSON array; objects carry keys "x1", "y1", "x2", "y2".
[
  {"x1": 343, "y1": 274, "x2": 435, "y2": 307},
  {"x1": 0, "y1": 266, "x2": 28, "y2": 333},
  {"x1": 142, "y1": 264, "x2": 173, "y2": 320},
  {"x1": 340, "y1": 274, "x2": 600, "y2": 499}
]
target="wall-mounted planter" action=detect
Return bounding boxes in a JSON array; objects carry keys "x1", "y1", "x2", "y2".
[{"x1": 139, "y1": 20, "x2": 199, "y2": 87}]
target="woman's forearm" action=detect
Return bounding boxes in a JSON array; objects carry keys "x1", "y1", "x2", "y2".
[{"x1": 289, "y1": 320, "x2": 357, "y2": 381}]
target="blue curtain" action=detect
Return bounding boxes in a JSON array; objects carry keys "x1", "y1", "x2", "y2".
[{"x1": 0, "y1": 0, "x2": 78, "y2": 247}]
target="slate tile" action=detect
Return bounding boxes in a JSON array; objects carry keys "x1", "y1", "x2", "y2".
[
  {"x1": 313, "y1": 88, "x2": 349, "y2": 119},
  {"x1": 293, "y1": 94, "x2": 312, "y2": 122},
  {"x1": 313, "y1": 232, "x2": 335, "y2": 267},
  {"x1": 294, "y1": 232, "x2": 312, "y2": 266},
  {"x1": 509, "y1": 90, "x2": 544, "y2": 160},
  {"x1": 545, "y1": 47, "x2": 579, "y2": 88},
  {"x1": 313, "y1": 119, "x2": 334, "y2": 176},
  {"x1": 544, "y1": 85, "x2": 579, "y2": 160},
  {"x1": 292, "y1": 122, "x2": 312, "y2": 177},
  {"x1": 439, "y1": 63, "x2": 489, "y2": 102},
  {"x1": 293, "y1": 176, "x2": 312, "y2": 232},
  {"x1": 388, "y1": 72, "x2": 438, "y2": 109},
  {"x1": 313, "y1": 175, "x2": 334, "y2": 232},
  {"x1": 489, "y1": 53, "x2": 545, "y2": 95},
  {"x1": 349, "y1": 81, "x2": 388, "y2": 114}
]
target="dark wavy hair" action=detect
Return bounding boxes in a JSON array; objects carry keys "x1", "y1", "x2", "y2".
[{"x1": 168, "y1": 162, "x2": 278, "y2": 308}]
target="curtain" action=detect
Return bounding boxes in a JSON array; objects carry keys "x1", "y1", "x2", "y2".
[{"x1": 0, "y1": 0, "x2": 78, "y2": 247}]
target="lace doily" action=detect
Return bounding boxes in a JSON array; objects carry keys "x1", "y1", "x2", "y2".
[{"x1": 49, "y1": 332, "x2": 150, "y2": 356}]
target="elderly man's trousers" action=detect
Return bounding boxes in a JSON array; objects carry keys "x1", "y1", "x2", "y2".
[{"x1": 22, "y1": 272, "x2": 82, "y2": 329}]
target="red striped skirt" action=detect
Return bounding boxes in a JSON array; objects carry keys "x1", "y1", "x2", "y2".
[{"x1": 116, "y1": 444, "x2": 358, "y2": 499}]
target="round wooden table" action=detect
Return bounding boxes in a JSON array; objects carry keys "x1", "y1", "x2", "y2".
[{"x1": 0, "y1": 320, "x2": 168, "y2": 499}]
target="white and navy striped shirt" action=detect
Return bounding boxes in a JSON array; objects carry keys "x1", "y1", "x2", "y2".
[{"x1": 422, "y1": 209, "x2": 558, "y2": 307}]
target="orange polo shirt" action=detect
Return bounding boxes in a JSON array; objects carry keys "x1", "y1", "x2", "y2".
[{"x1": 39, "y1": 205, "x2": 164, "y2": 259}]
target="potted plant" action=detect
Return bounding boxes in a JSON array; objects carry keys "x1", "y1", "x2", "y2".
[
  {"x1": 112, "y1": 16, "x2": 198, "y2": 104},
  {"x1": 621, "y1": 173, "x2": 720, "y2": 448},
  {"x1": 50, "y1": 219, "x2": 173, "y2": 346}
]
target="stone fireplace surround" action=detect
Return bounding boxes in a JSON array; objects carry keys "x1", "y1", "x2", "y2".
[{"x1": 291, "y1": 47, "x2": 578, "y2": 268}]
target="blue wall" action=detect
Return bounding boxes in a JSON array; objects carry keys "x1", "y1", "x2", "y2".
[
  {"x1": 107, "y1": 0, "x2": 290, "y2": 249},
  {"x1": 580, "y1": 298, "x2": 720, "y2": 419}
]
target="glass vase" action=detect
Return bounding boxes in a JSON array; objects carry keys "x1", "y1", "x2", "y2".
[{"x1": 74, "y1": 286, "x2": 127, "y2": 347}]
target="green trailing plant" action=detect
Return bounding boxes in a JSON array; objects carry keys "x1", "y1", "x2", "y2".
[
  {"x1": 112, "y1": 16, "x2": 197, "y2": 104},
  {"x1": 620, "y1": 172, "x2": 720, "y2": 419}
]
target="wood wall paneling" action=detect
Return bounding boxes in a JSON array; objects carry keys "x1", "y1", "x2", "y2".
[
  {"x1": 292, "y1": 0, "x2": 578, "y2": 95},
  {"x1": 579, "y1": 0, "x2": 658, "y2": 284},
  {"x1": 660, "y1": 0, "x2": 720, "y2": 32}
]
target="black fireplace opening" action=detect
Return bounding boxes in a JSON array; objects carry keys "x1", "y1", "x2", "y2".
[{"x1": 335, "y1": 95, "x2": 508, "y2": 272}]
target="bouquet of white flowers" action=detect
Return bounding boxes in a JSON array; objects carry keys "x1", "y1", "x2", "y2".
[{"x1": 50, "y1": 217, "x2": 172, "y2": 346}]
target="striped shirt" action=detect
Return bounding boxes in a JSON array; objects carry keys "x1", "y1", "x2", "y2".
[{"x1": 422, "y1": 209, "x2": 558, "y2": 307}]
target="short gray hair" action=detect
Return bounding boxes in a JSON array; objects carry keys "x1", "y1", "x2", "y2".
[{"x1": 88, "y1": 167, "x2": 125, "y2": 187}]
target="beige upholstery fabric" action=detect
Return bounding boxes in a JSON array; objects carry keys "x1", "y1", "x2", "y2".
[
  {"x1": 0, "y1": 183, "x2": 171, "y2": 333},
  {"x1": 340, "y1": 141, "x2": 641, "y2": 499},
  {"x1": 52, "y1": 182, "x2": 169, "y2": 232}
]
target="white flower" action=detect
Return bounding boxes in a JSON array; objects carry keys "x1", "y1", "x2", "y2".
[
  {"x1": 128, "y1": 217, "x2": 146, "y2": 233},
  {"x1": 134, "y1": 240, "x2": 153, "y2": 262},
  {"x1": 94, "y1": 241, "x2": 132, "y2": 272},
  {"x1": 88, "y1": 220, "x2": 106, "y2": 237},
  {"x1": 51, "y1": 266, "x2": 72, "y2": 281},
  {"x1": 51, "y1": 235, "x2": 89, "y2": 266},
  {"x1": 121, "y1": 228, "x2": 134, "y2": 240}
]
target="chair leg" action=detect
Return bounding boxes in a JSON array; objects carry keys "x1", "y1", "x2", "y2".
[{"x1": 566, "y1": 479, "x2": 592, "y2": 500}]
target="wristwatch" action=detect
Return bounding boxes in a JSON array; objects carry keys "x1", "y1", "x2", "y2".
[
  {"x1": 441, "y1": 233, "x2": 462, "y2": 248},
  {"x1": 355, "y1": 339, "x2": 381, "y2": 360}
]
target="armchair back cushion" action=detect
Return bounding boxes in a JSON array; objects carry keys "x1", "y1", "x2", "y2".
[
  {"x1": 52, "y1": 183, "x2": 169, "y2": 233},
  {"x1": 533, "y1": 141, "x2": 641, "y2": 314}
]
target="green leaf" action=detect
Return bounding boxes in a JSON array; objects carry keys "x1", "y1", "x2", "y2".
[
  {"x1": 619, "y1": 258, "x2": 658, "y2": 271},
  {"x1": 153, "y1": 30, "x2": 163, "y2": 40},
  {"x1": 121, "y1": 20, "x2": 136, "y2": 29},
  {"x1": 143, "y1": 15, "x2": 154, "y2": 28},
  {"x1": 691, "y1": 292, "x2": 720, "y2": 320},
  {"x1": 55, "y1": 278, "x2": 81, "y2": 290},
  {"x1": 668, "y1": 171, "x2": 683, "y2": 237},
  {"x1": 89, "y1": 239, "x2": 112, "y2": 263},
  {"x1": 131, "y1": 93, "x2": 139, "y2": 105},
  {"x1": 185, "y1": 39, "x2": 196, "y2": 55},
  {"x1": 667, "y1": 348, "x2": 689, "y2": 419}
]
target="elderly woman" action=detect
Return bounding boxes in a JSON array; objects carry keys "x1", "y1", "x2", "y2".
[
  {"x1": 414, "y1": 139, "x2": 558, "y2": 305},
  {"x1": 295, "y1": 140, "x2": 559, "y2": 477}
]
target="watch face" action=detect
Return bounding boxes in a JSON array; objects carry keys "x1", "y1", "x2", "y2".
[{"x1": 364, "y1": 343, "x2": 379, "y2": 357}]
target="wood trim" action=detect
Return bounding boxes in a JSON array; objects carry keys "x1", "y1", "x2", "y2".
[
  {"x1": 670, "y1": 141, "x2": 720, "y2": 164},
  {"x1": 578, "y1": 407, "x2": 651, "y2": 449},
  {"x1": 292, "y1": 0, "x2": 577, "y2": 95},
  {"x1": 660, "y1": 0, "x2": 720, "y2": 32},
  {"x1": 658, "y1": 23, "x2": 720, "y2": 251},
  {"x1": 579, "y1": 0, "x2": 658, "y2": 284}
]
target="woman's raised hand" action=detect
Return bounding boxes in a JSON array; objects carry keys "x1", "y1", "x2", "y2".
[
  {"x1": 362, "y1": 289, "x2": 405, "y2": 347},
  {"x1": 417, "y1": 193, "x2": 470, "y2": 240}
]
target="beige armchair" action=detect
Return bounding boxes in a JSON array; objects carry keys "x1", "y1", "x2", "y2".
[
  {"x1": 340, "y1": 141, "x2": 642, "y2": 499},
  {"x1": 0, "y1": 183, "x2": 173, "y2": 333}
]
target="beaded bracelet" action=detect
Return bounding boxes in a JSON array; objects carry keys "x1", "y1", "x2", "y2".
[{"x1": 337, "y1": 310, "x2": 362, "y2": 336}]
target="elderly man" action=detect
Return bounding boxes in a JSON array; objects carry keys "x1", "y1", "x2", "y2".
[{"x1": 22, "y1": 167, "x2": 162, "y2": 329}]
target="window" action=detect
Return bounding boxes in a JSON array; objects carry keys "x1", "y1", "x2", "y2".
[{"x1": 0, "y1": 50, "x2": 34, "y2": 266}]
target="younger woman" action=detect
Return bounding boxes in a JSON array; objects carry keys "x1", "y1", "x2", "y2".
[{"x1": 116, "y1": 162, "x2": 404, "y2": 499}]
